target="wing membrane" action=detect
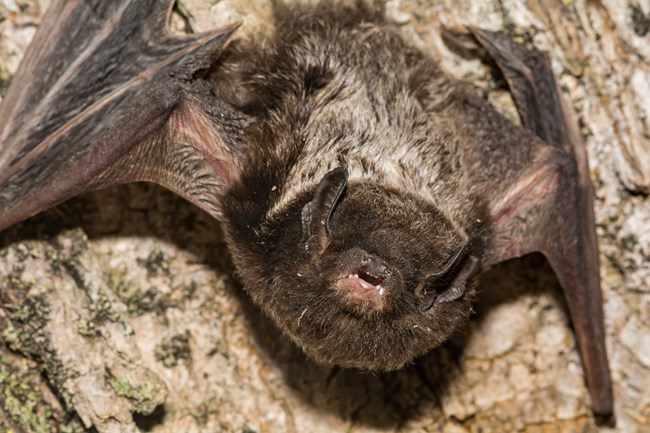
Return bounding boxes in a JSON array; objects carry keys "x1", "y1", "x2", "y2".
[
  {"x1": 0, "y1": 0, "x2": 241, "y2": 230},
  {"x1": 442, "y1": 27, "x2": 613, "y2": 419}
]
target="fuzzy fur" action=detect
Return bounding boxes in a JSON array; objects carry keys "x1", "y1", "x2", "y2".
[{"x1": 218, "y1": 2, "x2": 489, "y2": 370}]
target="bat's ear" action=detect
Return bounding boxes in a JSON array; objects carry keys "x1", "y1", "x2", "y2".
[
  {"x1": 301, "y1": 166, "x2": 348, "y2": 254},
  {"x1": 417, "y1": 236, "x2": 484, "y2": 311},
  {"x1": 0, "y1": 0, "x2": 243, "y2": 231}
]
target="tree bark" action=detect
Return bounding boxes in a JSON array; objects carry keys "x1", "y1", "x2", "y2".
[{"x1": 0, "y1": 0, "x2": 648, "y2": 432}]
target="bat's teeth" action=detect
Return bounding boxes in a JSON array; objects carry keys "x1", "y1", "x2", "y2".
[
  {"x1": 377, "y1": 285, "x2": 385, "y2": 296},
  {"x1": 348, "y1": 273, "x2": 358, "y2": 279}
]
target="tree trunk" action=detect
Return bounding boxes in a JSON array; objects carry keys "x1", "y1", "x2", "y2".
[{"x1": 0, "y1": 0, "x2": 648, "y2": 432}]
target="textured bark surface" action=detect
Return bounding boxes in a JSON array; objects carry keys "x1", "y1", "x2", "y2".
[{"x1": 0, "y1": 0, "x2": 649, "y2": 432}]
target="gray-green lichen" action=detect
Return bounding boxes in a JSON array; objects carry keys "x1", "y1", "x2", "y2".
[
  {"x1": 0, "y1": 359, "x2": 54, "y2": 433},
  {"x1": 78, "y1": 294, "x2": 115, "y2": 337},
  {"x1": 107, "y1": 375, "x2": 165, "y2": 415},
  {"x1": 142, "y1": 248, "x2": 170, "y2": 277},
  {"x1": 1, "y1": 295, "x2": 49, "y2": 355},
  {"x1": 5, "y1": 264, "x2": 34, "y2": 291},
  {"x1": 108, "y1": 269, "x2": 140, "y2": 302},
  {"x1": 154, "y1": 332, "x2": 192, "y2": 367},
  {"x1": 0, "y1": 357, "x2": 88, "y2": 433},
  {"x1": 108, "y1": 267, "x2": 197, "y2": 315},
  {"x1": 107, "y1": 268, "x2": 154, "y2": 315}
]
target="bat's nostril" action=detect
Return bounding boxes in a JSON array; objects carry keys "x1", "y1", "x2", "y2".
[{"x1": 358, "y1": 256, "x2": 393, "y2": 282}]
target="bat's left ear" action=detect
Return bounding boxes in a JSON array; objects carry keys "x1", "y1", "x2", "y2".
[
  {"x1": 301, "y1": 166, "x2": 348, "y2": 254},
  {"x1": 418, "y1": 236, "x2": 484, "y2": 310}
]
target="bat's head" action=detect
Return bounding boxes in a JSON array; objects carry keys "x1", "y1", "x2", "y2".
[{"x1": 227, "y1": 167, "x2": 484, "y2": 371}]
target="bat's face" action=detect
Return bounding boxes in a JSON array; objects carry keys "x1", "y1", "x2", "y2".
[{"x1": 227, "y1": 168, "x2": 483, "y2": 370}]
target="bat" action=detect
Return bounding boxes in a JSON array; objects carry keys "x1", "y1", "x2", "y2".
[{"x1": 0, "y1": 0, "x2": 613, "y2": 421}]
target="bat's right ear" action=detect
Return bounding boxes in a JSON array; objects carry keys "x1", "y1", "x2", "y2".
[
  {"x1": 0, "y1": 0, "x2": 244, "y2": 231},
  {"x1": 417, "y1": 236, "x2": 484, "y2": 310}
]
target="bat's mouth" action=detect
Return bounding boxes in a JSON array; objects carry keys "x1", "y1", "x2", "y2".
[
  {"x1": 331, "y1": 249, "x2": 395, "y2": 311},
  {"x1": 335, "y1": 267, "x2": 389, "y2": 311},
  {"x1": 345, "y1": 269, "x2": 386, "y2": 295}
]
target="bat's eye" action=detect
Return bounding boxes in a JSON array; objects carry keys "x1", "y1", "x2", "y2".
[
  {"x1": 417, "y1": 236, "x2": 484, "y2": 311},
  {"x1": 301, "y1": 166, "x2": 348, "y2": 254}
]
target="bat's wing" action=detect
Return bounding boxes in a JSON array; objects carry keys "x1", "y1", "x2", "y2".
[
  {"x1": 0, "y1": 0, "x2": 246, "y2": 232},
  {"x1": 442, "y1": 28, "x2": 613, "y2": 419}
]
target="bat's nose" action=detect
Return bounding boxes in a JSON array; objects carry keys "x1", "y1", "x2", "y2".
[{"x1": 358, "y1": 254, "x2": 392, "y2": 281}]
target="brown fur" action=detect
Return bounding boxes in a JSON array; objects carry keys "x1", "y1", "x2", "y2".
[{"x1": 218, "y1": 2, "x2": 488, "y2": 370}]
